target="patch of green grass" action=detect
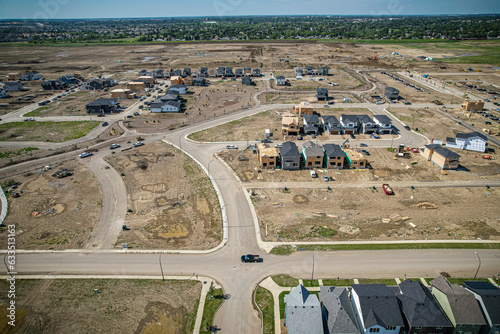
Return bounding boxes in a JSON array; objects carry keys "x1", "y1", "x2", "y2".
[
  {"x1": 302, "y1": 280, "x2": 320, "y2": 287},
  {"x1": 294, "y1": 243, "x2": 500, "y2": 252},
  {"x1": 0, "y1": 147, "x2": 39, "y2": 159},
  {"x1": 200, "y1": 288, "x2": 224, "y2": 334},
  {"x1": 0, "y1": 121, "x2": 99, "y2": 142},
  {"x1": 322, "y1": 279, "x2": 354, "y2": 286},
  {"x1": 358, "y1": 278, "x2": 398, "y2": 286},
  {"x1": 23, "y1": 106, "x2": 49, "y2": 117},
  {"x1": 279, "y1": 291, "x2": 287, "y2": 319},
  {"x1": 270, "y1": 245, "x2": 295, "y2": 255},
  {"x1": 272, "y1": 275, "x2": 299, "y2": 288},
  {"x1": 255, "y1": 287, "x2": 274, "y2": 334},
  {"x1": 435, "y1": 52, "x2": 500, "y2": 66},
  {"x1": 187, "y1": 297, "x2": 200, "y2": 334},
  {"x1": 387, "y1": 147, "x2": 396, "y2": 153}
]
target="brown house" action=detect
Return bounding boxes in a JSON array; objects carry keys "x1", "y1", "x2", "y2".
[
  {"x1": 110, "y1": 88, "x2": 134, "y2": 99},
  {"x1": 257, "y1": 144, "x2": 279, "y2": 169},
  {"x1": 344, "y1": 149, "x2": 367, "y2": 169},
  {"x1": 127, "y1": 81, "x2": 145, "y2": 91},
  {"x1": 301, "y1": 141, "x2": 324, "y2": 168},
  {"x1": 421, "y1": 144, "x2": 461, "y2": 170},
  {"x1": 138, "y1": 76, "x2": 155, "y2": 85},
  {"x1": 281, "y1": 112, "x2": 301, "y2": 136},
  {"x1": 461, "y1": 100, "x2": 484, "y2": 112},
  {"x1": 293, "y1": 101, "x2": 314, "y2": 115}
]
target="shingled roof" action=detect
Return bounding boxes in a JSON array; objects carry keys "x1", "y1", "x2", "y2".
[{"x1": 320, "y1": 286, "x2": 359, "y2": 334}]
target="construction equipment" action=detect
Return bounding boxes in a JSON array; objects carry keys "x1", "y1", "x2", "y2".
[
  {"x1": 136, "y1": 136, "x2": 144, "y2": 141},
  {"x1": 483, "y1": 155, "x2": 492, "y2": 160},
  {"x1": 52, "y1": 169, "x2": 73, "y2": 178},
  {"x1": 341, "y1": 138, "x2": 349, "y2": 148},
  {"x1": 11, "y1": 192, "x2": 20, "y2": 198},
  {"x1": 432, "y1": 100, "x2": 443, "y2": 105}
]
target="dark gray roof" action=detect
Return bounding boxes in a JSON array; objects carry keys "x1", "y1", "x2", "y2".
[
  {"x1": 385, "y1": 87, "x2": 399, "y2": 94},
  {"x1": 276, "y1": 75, "x2": 285, "y2": 80},
  {"x1": 463, "y1": 281, "x2": 500, "y2": 325},
  {"x1": 373, "y1": 115, "x2": 392, "y2": 124},
  {"x1": 433, "y1": 146, "x2": 461, "y2": 158},
  {"x1": 351, "y1": 284, "x2": 405, "y2": 328},
  {"x1": 279, "y1": 141, "x2": 301, "y2": 157},
  {"x1": 285, "y1": 285, "x2": 323, "y2": 334},
  {"x1": 322, "y1": 115, "x2": 339, "y2": 125},
  {"x1": 170, "y1": 84, "x2": 187, "y2": 89},
  {"x1": 304, "y1": 114, "x2": 320, "y2": 124},
  {"x1": 340, "y1": 114, "x2": 359, "y2": 124},
  {"x1": 456, "y1": 132, "x2": 488, "y2": 142},
  {"x1": 397, "y1": 279, "x2": 452, "y2": 328},
  {"x1": 430, "y1": 276, "x2": 487, "y2": 325},
  {"x1": 320, "y1": 286, "x2": 359, "y2": 334},
  {"x1": 358, "y1": 115, "x2": 375, "y2": 124},
  {"x1": 424, "y1": 144, "x2": 442, "y2": 150},
  {"x1": 317, "y1": 88, "x2": 328, "y2": 95},
  {"x1": 86, "y1": 98, "x2": 118, "y2": 107},
  {"x1": 323, "y1": 144, "x2": 345, "y2": 157},
  {"x1": 446, "y1": 137, "x2": 456, "y2": 144}
]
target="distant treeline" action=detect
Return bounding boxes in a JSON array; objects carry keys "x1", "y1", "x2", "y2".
[{"x1": 0, "y1": 15, "x2": 499, "y2": 44}]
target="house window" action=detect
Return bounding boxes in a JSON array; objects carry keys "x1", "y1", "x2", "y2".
[
  {"x1": 415, "y1": 327, "x2": 422, "y2": 330},
  {"x1": 369, "y1": 328, "x2": 380, "y2": 333},
  {"x1": 436, "y1": 327, "x2": 443, "y2": 330},
  {"x1": 292, "y1": 163, "x2": 298, "y2": 167},
  {"x1": 387, "y1": 327, "x2": 396, "y2": 331},
  {"x1": 263, "y1": 163, "x2": 267, "y2": 167},
  {"x1": 269, "y1": 162, "x2": 274, "y2": 166},
  {"x1": 308, "y1": 162, "x2": 312, "y2": 166},
  {"x1": 315, "y1": 161, "x2": 321, "y2": 165}
]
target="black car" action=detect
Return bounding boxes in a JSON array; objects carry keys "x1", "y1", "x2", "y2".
[
  {"x1": 404, "y1": 125, "x2": 411, "y2": 130},
  {"x1": 261, "y1": 138, "x2": 272, "y2": 143},
  {"x1": 241, "y1": 254, "x2": 263, "y2": 263}
]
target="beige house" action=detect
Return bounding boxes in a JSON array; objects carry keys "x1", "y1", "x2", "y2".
[
  {"x1": 344, "y1": 149, "x2": 367, "y2": 169},
  {"x1": 421, "y1": 144, "x2": 461, "y2": 170},
  {"x1": 461, "y1": 100, "x2": 484, "y2": 112},
  {"x1": 281, "y1": 112, "x2": 301, "y2": 136},
  {"x1": 138, "y1": 75, "x2": 155, "y2": 85},
  {"x1": 301, "y1": 141, "x2": 324, "y2": 168},
  {"x1": 293, "y1": 101, "x2": 314, "y2": 115},
  {"x1": 127, "y1": 81, "x2": 145, "y2": 91},
  {"x1": 170, "y1": 76, "x2": 183, "y2": 85},
  {"x1": 110, "y1": 89, "x2": 134, "y2": 99},
  {"x1": 257, "y1": 144, "x2": 279, "y2": 169}
]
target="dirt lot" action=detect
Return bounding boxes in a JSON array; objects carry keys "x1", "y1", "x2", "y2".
[
  {"x1": 389, "y1": 107, "x2": 465, "y2": 138},
  {"x1": 254, "y1": 185, "x2": 500, "y2": 243},
  {"x1": 0, "y1": 279, "x2": 201, "y2": 334},
  {"x1": 105, "y1": 141, "x2": 222, "y2": 250},
  {"x1": 126, "y1": 80, "x2": 264, "y2": 134},
  {"x1": 24, "y1": 88, "x2": 138, "y2": 117},
  {"x1": 0, "y1": 160, "x2": 102, "y2": 250},
  {"x1": 368, "y1": 71, "x2": 456, "y2": 104}
]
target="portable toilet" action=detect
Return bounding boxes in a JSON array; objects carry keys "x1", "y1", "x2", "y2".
[{"x1": 265, "y1": 129, "x2": 271, "y2": 138}]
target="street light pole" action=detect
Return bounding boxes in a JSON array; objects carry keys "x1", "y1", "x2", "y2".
[
  {"x1": 311, "y1": 253, "x2": 315, "y2": 286},
  {"x1": 473, "y1": 251, "x2": 481, "y2": 281}
]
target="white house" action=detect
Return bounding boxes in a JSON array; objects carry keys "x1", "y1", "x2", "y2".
[
  {"x1": 19, "y1": 71, "x2": 41, "y2": 81},
  {"x1": 350, "y1": 284, "x2": 405, "y2": 334},
  {"x1": 294, "y1": 67, "x2": 303, "y2": 77},
  {"x1": 0, "y1": 88, "x2": 7, "y2": 98},
  {"x1": 150, "y1": 100, "x2": 181, "y2": 113},
  {"x1": 373, "y1": 115, "x2": 393, "y2": 134},
  {"x1": 276, "y1": 75, "x2": 286, "y2": 86},
  {"x1": 340, "y1": 114, "x2": 358, "y2": 134},
  {"x1": 446, "y1": 132, "x2": 488, "y2": 153},
  {"x1": 168, "y1": 84, "x2": 188, "y2": 95}
]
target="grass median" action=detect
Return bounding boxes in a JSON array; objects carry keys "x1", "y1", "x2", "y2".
[
  {"x1": 0, "y1": 121, "x2": 100, "y2": 142},
  {"x1": 270, "y1": 243, "x2": 500, "y2": 255},
  {"x1": 200, "y1": 287, "x2": 224, "y2": 334},
  {"x1": 255, "y1": 286, "x2": 274, "y2": 334}
]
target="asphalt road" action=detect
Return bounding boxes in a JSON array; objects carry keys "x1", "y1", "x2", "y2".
[{"x1": 2, "y1": 80, "x2": 500, "y2": 333}]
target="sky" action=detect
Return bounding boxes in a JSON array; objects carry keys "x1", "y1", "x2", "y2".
[{"x1": 0, "y1": 0, "x2": 499, "y2": 19}]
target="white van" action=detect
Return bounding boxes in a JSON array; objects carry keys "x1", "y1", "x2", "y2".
[{"x1": 310, "y1": 170, "x2": 317, "y2": 178}]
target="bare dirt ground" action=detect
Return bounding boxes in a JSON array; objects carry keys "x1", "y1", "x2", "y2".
[
  {"x1": 254, "y1": 186, "x2": 500, "y2": 243},
  {"x1": 126, "y1": 80, "x2": 264, "y2": 134},
  {"x1": 25, "y1": 88, "x2": 137, "y2": 117},
  {"x1": 0, "y1": 279, "x2": 201, "y2": 334},
  {"x1": 105, "y1": 141, "x2": 222, "y2": 250},
  {"x1": 189, "y1": 110, "x2": 282, "y2": 143},
  {"x1": 0, "y1": 160, "x2": 102, "y2": 250}
]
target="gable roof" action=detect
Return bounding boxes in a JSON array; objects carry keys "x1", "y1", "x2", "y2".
[
  {"x1": 304, "y1": 114, "x2": 320, "y2": 123},
  {"x1": 276, "y1": 75, "x2": 285, "y2": 80},
  {"x1": 462, "y1": 281, "x2": 500, "y2": 325},
  {"x1": 323, "y1": 144, "x2": 345, "y2": 157},
  {"x1": 358, "y1": 115, "x2": 375, "y2": 124},
  {"x1": 322, "y1": 115, "x2": 339, "y2": 125},
  {"x1": 433, "y1": 146, "x2": 461, "y2": 158},
  {"x1": 280, "y1": 141, "x2": 301, "y2": 157},
  {"x1": 456, "y1": 132, "x2": 488, "y2": 142},
  {"x1": 430, "y1": 276, "x2": 486, "y2": 325},
  {"x1": 397, "y1": 279, "x2": 452, "y2": 328},
  {"x1": 320, "y1": 286, "x2": 359, "y2": 334},
  {"x1": 317, "y1": 88, "x2": 328, "y2": 95},
  {"x1": 285, "y1": 285, "x2": 323, "y2": 334},
  {"x1": 340, "y1": 114, "x2": 359, "y2": 124},
  {"x1": 351, "y1": 284, "x2": 405, "y2": 328},
  {"x1": 86, "y1": 98, "x2": 118, "y2": 107},
  {"x1": 373, "y1": 115, "x2": 392, "y2": 124},
  {"x1": 302, "y1": 141, "x2": 324, "y2": 156}
]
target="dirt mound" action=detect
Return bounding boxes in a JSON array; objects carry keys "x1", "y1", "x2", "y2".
[{"x1": 293, "y1": 195, "x2": 309, "y2": 204}]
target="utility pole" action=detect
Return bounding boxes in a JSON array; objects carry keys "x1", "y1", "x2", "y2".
[{"x1": 311, "y1": 253, "x2": 315, "y2": 286}]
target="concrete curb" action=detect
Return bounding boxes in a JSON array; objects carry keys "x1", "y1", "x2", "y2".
[{"x1": 0, "y1": 185, "x2": 7, "y2": 225}]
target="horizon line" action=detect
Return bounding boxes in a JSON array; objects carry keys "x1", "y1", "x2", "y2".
[{"x1": 1, "y1": 13, "x2": 500, "y2": 20}]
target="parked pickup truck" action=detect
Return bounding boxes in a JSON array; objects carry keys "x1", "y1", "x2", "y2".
[
  {"x1": 241, "y1": 254, "x2": 263, "y2": 263},
  {"x1": 382, "y1": 184, "x2": 394, "y2": 195}
]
